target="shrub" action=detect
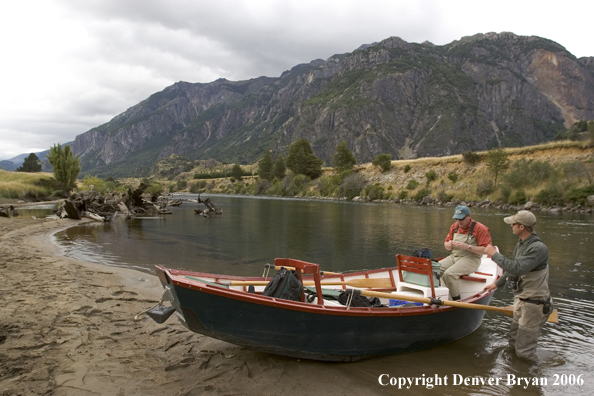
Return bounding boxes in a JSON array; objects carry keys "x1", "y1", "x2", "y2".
[
  {"x1": 406, "y1": 180, "x2": 420, "y2": 190},
  {"x1": 535, "y1": 185, "x2": 565, "y2": 206},
  {"x1": 398, "y1": 190, "x2": 408, "y2": 200},
  {"x1": 476, "y1": 180, "x2": 494, "y2": 197},
  {"x1": 462, "y1": 151, "x2": 481, "y2": 165},
  {"x1": 364, "y1": 184, "x2": 385, "y2": 200},
  {"x1": 425, "y1": 170, "x2": 437, "y2": 183},
  {"x1": 566, "y1": 184, "x2": 594, "y2": 206},
  {"x1": 498, "y1": 184, "x2": 511, "y2": 203},
  {"x1": 413, "y1": 187, "x2": 431, "y2": 201},
  {"x1": 189, "y1": 182, "x2": 200, "y2": 193},
  {"x1": 509, "y1": 189, "x2": 527, "y2": 205},
  {"x1": 339, "y1": 172, "x2": 367, "y2": 200},
  {"x1": 403, "y1": 164, "x2": 411, "y2": 173},
  {"x1": 447, "y1": 172, "x2": 458, "y2": 183},
  {"x1": 530, "y1": 160, "x2": 557, "y2": 184},
  {"x1": 437, "y1": 191, "x2": 453, "y2": 202},
  {"x1": 254, "y1": 179, "x2": 272, "y2": 195},
  {"x1": 372, "y1": 153, "x2": 392, "y2": 172},
  {"x1": 503, "y1": 158, "x2": 532, "y2": 188},
  {"x1": 318, "y1": 175, "x2": 339, "y2": 197}
]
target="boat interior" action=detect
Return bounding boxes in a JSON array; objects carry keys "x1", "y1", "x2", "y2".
[{"x1": 167, "y1": 252, "x2": 503, "y2": 308}]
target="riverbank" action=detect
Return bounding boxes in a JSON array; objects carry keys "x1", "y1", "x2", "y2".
[
  {"x1": 0, "y1": 217, "x2": 386, "y2": 396},
  {"x1": 155, "y1": 141, "x2": 594, "y2": 212}
]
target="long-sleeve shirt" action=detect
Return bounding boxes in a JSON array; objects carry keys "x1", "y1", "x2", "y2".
[{"x1": 492, "y1": 233, "x2": 550, "y2": 300}]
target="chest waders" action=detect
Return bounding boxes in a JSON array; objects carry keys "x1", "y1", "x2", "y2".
[{"x1": 439, "y1": 221, "x2": 481, "y2": 300}]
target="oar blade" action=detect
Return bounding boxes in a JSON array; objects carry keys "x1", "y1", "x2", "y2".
[
  {"x1": 501, "y1": 306, "x2": 558, "y2": 324},
  {"x1": 547, "y1": 309, "x2": 559, "y2": 324}
]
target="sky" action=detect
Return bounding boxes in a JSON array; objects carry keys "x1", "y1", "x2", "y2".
[{"x1": 1, "y1": 0, "x2": 592, "y2": 161}]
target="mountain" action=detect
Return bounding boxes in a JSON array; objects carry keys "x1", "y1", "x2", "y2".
[
  {"x1": 71, "y1": 32, "x2": 594, "y2": 178},
  {"x1": 0, "y1": 160, "x2": 17, "y2": 171}
]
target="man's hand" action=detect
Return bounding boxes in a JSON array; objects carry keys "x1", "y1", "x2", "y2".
[
  {"x1": 483, "y1": 283, "x2": 497, "y2": 292},
  {"x1": 484, "y1": 244, "x2": 497, "y2": 258}
]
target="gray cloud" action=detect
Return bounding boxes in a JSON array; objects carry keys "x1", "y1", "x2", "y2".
[{"x1": 1, "y1": 0, "x2": 591, "y2": 160}]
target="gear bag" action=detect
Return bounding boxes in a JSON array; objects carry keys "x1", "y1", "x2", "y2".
[
  {"x1": 261, "y1": 267, "x2": 303, "y2": 301},
  {"x1": 337, "y1": 291, "x2": 383, "y2": 307}
]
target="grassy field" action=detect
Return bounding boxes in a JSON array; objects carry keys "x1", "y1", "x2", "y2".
[{"x1": 0, "y1": 170, "x2": 57, "y2": 201}]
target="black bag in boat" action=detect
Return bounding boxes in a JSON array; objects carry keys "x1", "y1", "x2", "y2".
[
  {"x1": 413, "y1": 248, "x2": 431, "y2": 259},
  {"x1": 261, "y1": 267, "x2": 303, "y2": 301},
  {"x1": 337, "y1": 292, "x2": 383, "y2": 307}
]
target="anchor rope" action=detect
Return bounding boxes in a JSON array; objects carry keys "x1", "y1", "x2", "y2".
[{"x1": 134, "y1": 288, "x2": 168, "y2": 320}]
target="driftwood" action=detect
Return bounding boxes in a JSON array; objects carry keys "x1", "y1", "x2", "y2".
[
  {"x1": 82, "y1": 211, "x2": 105, "y2": 222},
  {"x1": 168, "y1": 199, "x2": 183, "y2": 207},
  {"x1": 57, "y1": 185, "x2": 168, "y2": 221},
  {"x1": 0, "y1": 205, "x2": 18, "y2": 218},
  {"x1": 63, "y1": 200, "x2": 81, "y2": 220},
  {"x1": 196, "y1": 195, "x2": 223, "y2": 216}
]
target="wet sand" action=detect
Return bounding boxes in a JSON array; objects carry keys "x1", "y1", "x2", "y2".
[{"x1": 0, "y1": 217, "x2": 385, "y2": 396}]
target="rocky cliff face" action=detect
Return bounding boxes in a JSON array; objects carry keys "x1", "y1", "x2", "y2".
[{"x1": 71, "y1": 32, "x2": 594, "y2": 177}]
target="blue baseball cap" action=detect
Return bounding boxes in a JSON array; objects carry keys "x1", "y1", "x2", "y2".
[{"x1": 453, "y1": 205, "x2": 470, "y2": 220}]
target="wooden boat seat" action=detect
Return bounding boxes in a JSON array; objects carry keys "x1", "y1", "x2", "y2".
[
  {"x1": 460, "y1": 275, "x2": 486, "y2": 282},
  {"x1": 395, "y1": 255, "x2": 450, "y2": 300}
]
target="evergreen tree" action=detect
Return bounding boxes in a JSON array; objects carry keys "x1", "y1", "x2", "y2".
[
  {"x1": 332, "y1": 141, "x2": 356, "y2": 172},
  {"x1": 16, "y1": 153, "x2": 42, "y2": 172},
  {"x1": 258, "y1": 149, "x2": 274, "y2": 181},
  {"x1": 45, "y1": 143, "x2": 81, "y2": 190},
  {"x1": 285, "y1": 139, "x2": 323, "y2": 179},
  {"x1": 274, "y1": 155, "x2": 286, "y2": 180},
  {"x1": 230, "y1": 164, "x2": 243, "y2": 181}
]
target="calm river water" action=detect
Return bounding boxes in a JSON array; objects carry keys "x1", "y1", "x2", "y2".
[{"x1": 54, "y1": 195, "x2": 594, "y2": 395}]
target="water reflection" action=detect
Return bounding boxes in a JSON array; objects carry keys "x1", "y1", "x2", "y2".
[{"x1": 54, "y1": 195, "x2": 594, "y2": 395}]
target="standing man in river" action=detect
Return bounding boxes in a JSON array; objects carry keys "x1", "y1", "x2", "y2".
[
  {"x1": 484, "y1": 210, "x2": 552, "y2": 362},
  {"x1": 439, "y1": 205, "x2": 492, "y2": 301}
]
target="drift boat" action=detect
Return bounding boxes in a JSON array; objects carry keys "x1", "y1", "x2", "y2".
[{"x1": 147, "y1": 254, "x2": 503, "y2": 361}]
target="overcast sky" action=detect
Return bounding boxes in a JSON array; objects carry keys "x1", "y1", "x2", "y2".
[{"x1": 1, "y1": 0, "x2": 592, "y2": 161}]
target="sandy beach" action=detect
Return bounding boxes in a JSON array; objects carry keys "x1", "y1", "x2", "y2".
[{"x1": 0, "y1": 217, "x2": 386, "y2": 396}]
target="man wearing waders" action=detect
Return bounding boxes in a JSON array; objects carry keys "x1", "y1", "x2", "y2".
[
  {"x1": 484, "y1": 210, "x2": 552, "y2": 362},
  {"x1": 439, "y1": 205, "x2": 492, "y2": 301}
]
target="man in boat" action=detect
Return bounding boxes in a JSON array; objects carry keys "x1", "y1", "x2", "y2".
[
  {"x1": 439, "y1": 205, "x2": 492, "y2": 301},
  {"x1": 484, "y1": 210, "x2": 552, "y2": 362}
]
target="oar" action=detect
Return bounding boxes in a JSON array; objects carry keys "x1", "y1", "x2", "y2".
[
  {"x1": 219, "y1": 277, "x2": 393, "y2": 288},
  {"x1": 348, "y1": 289, "x2": 559, "y2": 324},
  {"x1": 274, "y1": 265, "x2": 341, "y2": 275},
  {"x1": 264, "y1": 263, "x2": 341, "y2": 275}
]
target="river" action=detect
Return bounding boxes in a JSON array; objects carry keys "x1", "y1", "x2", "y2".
[{"x1": 52, "y1": 195, "x2": 594, "y2": 395}]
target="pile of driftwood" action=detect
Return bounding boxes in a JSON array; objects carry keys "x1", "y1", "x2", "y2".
[
  {"x1": 0, "y1": 205, "x2": 18, "y2": 218},
  {"x1": 57, "y1": 183, "x2": 170, "y2": 222},
  {"x1": 195, "y1": 195, "x2": 223, "y2": 217}
]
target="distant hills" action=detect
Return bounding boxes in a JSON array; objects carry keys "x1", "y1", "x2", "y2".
[
  {"x1": 0, "y1": 160, "x2": 17, "y2": 171},
  {"x1": 1, "y1": 146, "x2": 67, "y2": 172},
  {"x1": 69, "y1": 32, "x2": 594, "y2": 178}
]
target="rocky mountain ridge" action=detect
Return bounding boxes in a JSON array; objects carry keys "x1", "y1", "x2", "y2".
[{"x1": 71, "y1": 32, "x2": 594, "y2": 177}]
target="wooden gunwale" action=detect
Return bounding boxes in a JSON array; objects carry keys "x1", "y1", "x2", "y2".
[{"x1": 162, "y1": 266, "x2": 495, "y2": 318}]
